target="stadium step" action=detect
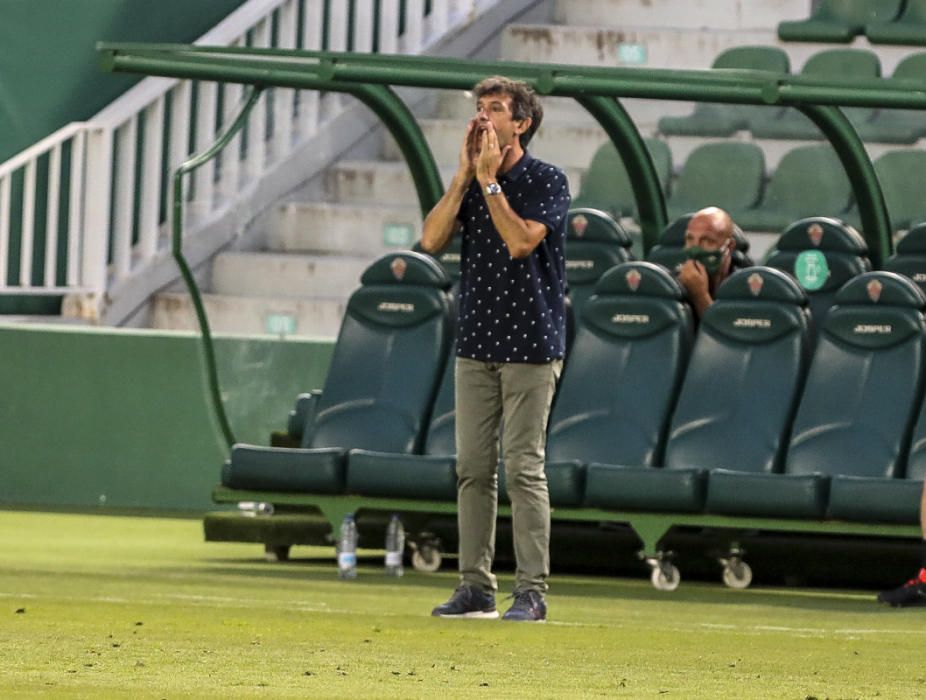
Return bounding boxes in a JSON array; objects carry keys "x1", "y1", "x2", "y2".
[
  {"x1": 501, "y1": 23, "x2": 777, "y2": 70},
  {"x1": 211, "y1": 251, "x2": 370, "y2": 300},
  {"x1": 151, "y1": 292, "x2": 346, "y2": 338},
  {"x1": 269, "y1": 202, "x2": 423, "y2": 256},
  {"x1": 327, "y1": 161, "x2": 455, "y2": 206},
  {"x1": 554, "y1": 0, "x2": 809, "y2": 31},
  {"x1": 383, "y1": 118, "x2": 617, "y2": 170},
  {"x1": 433, "y1": 88, "x2": 691, "y2": 133}
]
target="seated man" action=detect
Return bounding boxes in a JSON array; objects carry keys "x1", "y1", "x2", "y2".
[
  {"x1": 677, "y1": 206, "x2": 739, "y2": 318},
  {"x1": 878, "y1": 484, "x2": 926, "y2": 607}
]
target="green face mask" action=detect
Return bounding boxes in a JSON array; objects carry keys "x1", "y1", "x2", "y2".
[{"x1": 685, "y1": 245, "x2": 727, "y2": 275}]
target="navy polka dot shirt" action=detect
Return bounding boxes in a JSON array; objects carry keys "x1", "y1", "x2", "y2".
[{"x1": 455, "y1": 151, "x2": 571, "y2": 364}]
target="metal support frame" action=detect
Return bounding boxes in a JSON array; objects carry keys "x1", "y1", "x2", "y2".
[
  {"x1": 99, "y1": 42, "x2": 924, "y2": 261},
  {"x1": 172, "y1": 86, "x2": 263, "y2": 446},
  {"x1": 100, "y1": 43, "x2": 926, "y2": 579}
]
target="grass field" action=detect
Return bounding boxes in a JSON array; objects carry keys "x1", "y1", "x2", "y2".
[{"x1": 2, "y1": 510, "x2": 925, "y2": 698}]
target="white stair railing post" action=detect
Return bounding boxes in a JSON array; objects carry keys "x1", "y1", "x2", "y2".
[
  {"x1": 405, "y1": 0, "x2": 425, "y2": 54},
  {"x1": 0, "y1": 175, "x2": 10, "y2": 287},
  {"x1": 247, "y1": 18, "x2": 271, "y2": 179},
  {"x1": 429, "y1": 1, "x2": 449, "y2": 39},
  {"x1": 19, "y1": 160, "x2": 37, "y2": 287},
  {"x1": 138, "y1": 98, "x2": 165, "y2": 262},
  {"x1": 66, "y1": 130, "x2": 86, "y2": 287},
  {"x1": 43, "y1": 144, "x2": 62, "y2": 287},
  {"x1": 300, "y1": 0, "x2": 324, "y2": 134},
  {"x1": 80, "y1": 126, "x2": 114, "y2": 315},
  {"x1": 273, "y1": 0, "x2": 298, "y2": 161},
  {"x1": 194, "y1": 82, "x2": 218, "y2": 217},
  {"x1": 112, "y1": 116, "x2": 137, "y2": 281},
  {"x1": 378, "y1": 0, "x2": 399, "y2": 53},
  {"x1": 354, "y1": 0, "x2": 374, "y2": 53},
  {"x1": 326, "y1": 0, "x2": 349, "y2": 114},
  {"x1": 169, "y1": 81, "x2": 192, "y2": 233}
]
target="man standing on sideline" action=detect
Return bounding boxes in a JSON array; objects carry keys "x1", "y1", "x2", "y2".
[
  {"x1": 677, "y1": 206, "x2": 738, "y2": 318},
  {"x1": 420, "y1": 76, "x2": 570, "y2": 622}
]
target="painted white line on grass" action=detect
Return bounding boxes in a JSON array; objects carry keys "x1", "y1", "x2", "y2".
[{"x1": 6, "y1": 590, "x2": 926, "y2": 639}]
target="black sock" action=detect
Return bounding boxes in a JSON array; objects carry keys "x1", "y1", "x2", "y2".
[{"x1": 920, "y1": 540, "x2": 926, "y2": 572}]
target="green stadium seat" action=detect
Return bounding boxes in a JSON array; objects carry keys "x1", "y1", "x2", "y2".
[
  {"x1": 661, "y1": 268, "x2": 810, "y2": 511},
  {"x1": 709, "y1": 271, "x2": 926, "y2": 519},
  {"x1": 566, "y1": 262, "x2": 696, "y2": 511},
  {"x1": 874, "y1": 150, "x2": 926, "y2": 231},
  {"x1": 885, "y1": 223, "x2": 926, "y2": 295},
  {"x1": 765, "y1": 216, "x2": 871, "y2": 341},
  {"x1": 347, "y1": 339, "x2": 459, "y2": 501},
  {"x1": 737, "y1": 145, "x2": 853, "y2": 233},
  {"x1": 778, "y1": 0, "x2": 902, "y2": 43},
  {"x1": 866, "y1": 0, "x2": 926, "y2": 45},
  {"x1": 826, "y1": 385, "x2": 926, "y2": 524},
  {"x1": 571, "y1": 138, "x2": 671, "y2": 220},
  {"x1": 564, "y1": 208, "x2": 634, "y2": 313},
  {"x1": 856, "y1": 54, "x2": 926, "y2": 143},
  {"x1": 666, "y1": 142, "x2": 765, "y2": 222},
  {"x1": 221, "y1": 251, "x2": 453, "y2": 494},
  {"x1": 750, "y1": 49, "x2": 881, "y2": 140},
  {"x1": 658, "y1": 46, "x2": 790, "y2": 137},
  {"x1": 595, "y1": 267, "x2": 810, "y2": 514}
]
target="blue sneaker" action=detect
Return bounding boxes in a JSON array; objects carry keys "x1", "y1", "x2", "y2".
[
  {"x1": 502, "y1": 590, "x2": 546, "y2": 622},
  {"x1": 431, "y1": 585, "x2": 499, "y2": 619}
]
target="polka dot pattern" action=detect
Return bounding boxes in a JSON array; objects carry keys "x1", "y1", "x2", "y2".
[{"x1": 455, "y1": 152, "x2": 571, "y2": 363}]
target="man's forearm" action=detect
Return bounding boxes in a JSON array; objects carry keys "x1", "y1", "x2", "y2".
[
  {"x1": 421, "y1": 172, "x2": 470, "y2": 254},
  {"x1": 483, "y1": 191, "x2": 544, "y2": 259}
]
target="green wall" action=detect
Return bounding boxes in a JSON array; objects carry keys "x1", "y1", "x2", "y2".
[
  {"x1": 0, "y1": 0, "x2": 247, "y2": 162},
  {"x1": 0, "y1": 325, "x2": 333, "y2": 512}
]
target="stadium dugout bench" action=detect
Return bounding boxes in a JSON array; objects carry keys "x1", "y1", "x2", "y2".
[{"x1": 206, "y1": 258, "x2": 922, "y2": 590}]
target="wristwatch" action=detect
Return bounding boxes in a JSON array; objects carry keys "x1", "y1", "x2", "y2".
[{"x1": 484, "y1": 182, "x2": 503, "y2": 196}]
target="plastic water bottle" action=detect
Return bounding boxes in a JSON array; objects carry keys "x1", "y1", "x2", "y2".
[
  {"x1": 238, "y1": 501, "x2": 274, "y2": 517},
  {"x1": 337, "y1": 514, "x2": 358, "y2": 579},
  {"x1": 384, "y1": 514, "x2": 405, "y2": 577}
]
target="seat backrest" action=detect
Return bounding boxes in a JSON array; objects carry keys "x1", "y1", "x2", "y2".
[
  {"x1": 898, "y1": 0, "x2": 926, "y2": 23},
  {"x1": 664, "y1": 267, "x2": 810, "y2": 474},
  {"x1": 892, "y1": 52, "x2": 926, "y2": 80},
  {"x1": 712, "y1": 45, "x2": 790, "y2": 73},
  {"x1": 565, "y1": 208, "x2": 634, "y2": 312},
  {"x1": 815, "y1": 0, "x2": 902, "y2": 24},
  {"x1": 305, "y1": 251, "x2": 452, "y2": 454},
  {"x1": 646, "y1": 214, "x2": 753, "y2": 271},
  {"x1": 801, "y1": 47, "x2": 881, "y2": 79},
  {"x1": 785, "y1": 271, "x2": 926, "y2": 478},
  {"x1": 874, "y1": 150, "x2": 926, "y2": 230},
  {"x1": 766, "y1": 216, "x2": 871, "y2": 335},
  {"x1": 573, "y1": 138, "x2": 672, "y2": 218},
  {"x1": 668, "y1": 142, "x2": 765, "y2": 216},
  {"x1": 885, "y1": 223, "x2": 926, "y2": 295},
  {"x1": 546, "y1": 261, "x2": 694, "y2": 466},
  {"x1": 761, "y1": 145, "x2": 852, "y2": 221}
]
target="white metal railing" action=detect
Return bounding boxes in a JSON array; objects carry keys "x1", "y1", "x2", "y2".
[{"x1": 0, "y1": 0, "x2": 499, "y2": 319}]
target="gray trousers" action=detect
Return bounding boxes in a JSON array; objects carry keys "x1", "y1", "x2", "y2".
[{"x1": 454, "y1": 357, "x2": 562, "y2": 595}]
